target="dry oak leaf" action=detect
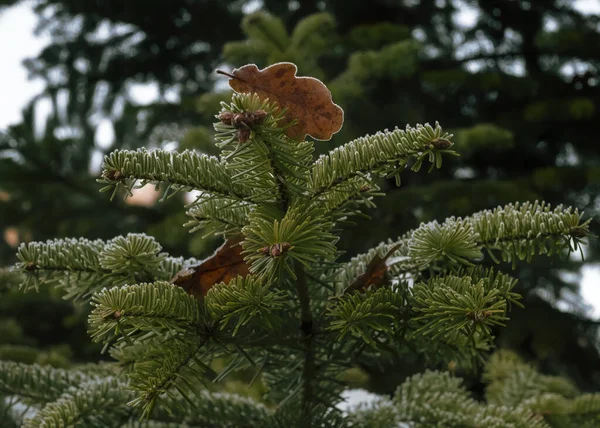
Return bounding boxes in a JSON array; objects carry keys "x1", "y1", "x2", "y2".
[
  {"x1": 343, "y1": 243, "x2": 403, "y2": 294},
  {"x1": 171, "y1": 237, "x2": 250, "y2": 299},
  {"x1": 218, "y1": 62, "x2": 344, "y2": 141}
]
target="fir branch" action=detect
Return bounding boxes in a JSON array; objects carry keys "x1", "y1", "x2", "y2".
[
  {"x1": 155, "y1": 391, "x2": 271, "y2": 427},
  {"x1": 185, "y1": 198, "x2": 252, "y2": 236},
  {"x1": 314, "y1": 176, "x2": 382, "y2": 221},
  {"x1": 309, "y1": 122, "x2": 454, "y2": 196},
  {"x1": 327, "y1": 287, "x2": 405, "y2": 345},
  {"x1": 22, "y1": 378, "x2": 130, "y2": 428},
  {"x1": 471, "y1": 200, "x2": 590, "y2": 266},
  {"x1": 390, "y1": 371, "x2": 549, "y2": 428},
  {"x1": 484, "y1": 350, "x2": 579, "y2": 407},
  {"x1": 15, "y1": 234, "x2": 174, "y2": 301},
  {"x1": 99, "y1": 148, "x2": 252, "y2": 202},
  {"x1": 15, "y1": 237, "x2": 106, "y2": 294},
  {"x1": 409, "y1": 201, "x2": 590, "y2": 269},
  {"x1": 127, "y1": 335, "x2": 212, "y2": 419},
  {"x1": 0, "y1": 361, "x2": 90, "y2": 403},
  {"x1": 337, "y1": 201, "x2": 590, "y2": 291},
  {"x1": 409, "y1": 217, "x2": 482, "y2": 267},
  {"x1": 242, "y1": 204, "x2": 337, "y2": 283},
  {"x1": 89, "y1": 281, "x2": 205, "y2": 346},
  {"x1": 99, "y1": 234, "x2": 167, "y2": 277},
  {"x1": 563, "y1": 393, "x2": 600, "y2": 426},
  {"x1": 214, "y1": 93, "x2": 314, "y2": 204},
  {"x1": 393, "y1": 371, "x2": 482, "y2": 427},
  {"x1": 205, "y1": 275, "x2": 287, "y2": 336},
  {"x1": 109, "y1": 336, "x2": 175, "y2": 373},
  {"x1": 454, "y1": 266, "x2": 523, "y2": 309},
  {"x1": 409, "y1": 275, "x2": 512, "y2": 340}
]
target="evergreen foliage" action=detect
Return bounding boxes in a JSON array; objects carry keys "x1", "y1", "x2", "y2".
[
  {"x1": 2, "y1": 2, "x2": 600, "y2": 400},
  {"x1": 349, "y1": 350, "x2": 600, "y2": 427},
  {"x1": 218, "y1": 4, "x2": 600, "y2": 394},
  {"x1": 1, "y1": 77, "x2": 594, "y2": 425}
]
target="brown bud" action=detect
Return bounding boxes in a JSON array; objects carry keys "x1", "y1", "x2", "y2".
[
  {"x1": 260, "y1": 242, "x2": 292, "y2": 258},
  {"x1": 25, "y1": 261, "x2": 37, "y2": 271},
  {"x1": 237, "y1": 128, "x2": 251, "y2": 143},
  {"x1": 466, "y1": 310, "x2": 492, "y2": 321},
  {"x1": 219, "y1": 111, "x2": 235, "y2": 125},
  {"x1": 359, "y1": 185, "x2": 370, "y2": 192},
  {"x1": 220, "y1": 110, "x2": 267, "y2": 129},
  {"x1": 431, "y1": 138, "x2": 452, "y2": 150},
  {"x1": 103, "y1": 170, "x2": 123, "y2": 181},
  {"x1": 570, "y1": 227, "x2": 587, "y2": 238},
  {"x1": 233, "y1": 113, "x2": 247, "y2": 126},
  {"x1": 102, "y1": 310, "x2": 122, "y2": 320},
  {"x1": 270, "y1": 243, "x2": 283, "y2": 258},
  {"x1": 251, "y1": 110, "x2": 267, "y2": 125}
]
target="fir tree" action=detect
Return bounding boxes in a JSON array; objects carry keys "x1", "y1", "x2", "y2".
[
  {"x1": 218, "y1": 6, "x2": 600, "y2": 393},
  {"x1": 3, "y1": 3, "x2": 599, "y2": 391},
  {"x1": 1, "y1": 65, "x2": 595, "y2": 426}
]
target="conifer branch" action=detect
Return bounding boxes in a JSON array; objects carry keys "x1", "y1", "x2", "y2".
[
  {"x1": 155, "y1": 391, "x2": 271, "y2": 426},
  {"x1": 206, "y1": 275, "x2": 287, "y2": 335},
  {"x1": 0, "y1": 361, "x2": 90, "y2": 403},
  {"x1": 213, "y1": 93, "x2": 314, "y2": 205},
  {"x1": 15, "y1": 234, "x2": 177, "y2": 301},
  {"x1": 89, "y1": 281, "x2": 205, "y2": 346},
  {"x1": 309, "y1": 122, "x2": 454, "y2": 197},
  {"x1": 349, "y1": 370, "x2": 550, "y2": 427},
  {"x1": 484, "y1": 350, "x2": 579, "y2": 407},
  {"x1": 242, "y1": 204, "x2": 337, "y2": 283},
  {"x1": 315, "y1": 176, "x2": 382, "y2": 222},
  {"x1": 481, "y1": 350, "x2": 600, "y2": 425},
  {"x1": 99, "y1": 148, "x2": 253, "y2": 202},
  {"x1": 409, "y1": 274, "x2": 516, "y2": 340},
  {"x1": 336, "y1": 201, "x2": 590, "y2": 293},
  {"x1": 185, "y1": 197, "x2": 252, "y2": 236},
  {"x1": 127, "y1": 335, "x2": 212, "y2": 419},
  {"x1": 471, "y1": 201, "x2": 590, "y2": 265},
  {"x1": 327, "y1": 287, "x2": 405, "y2": 345},
  {"x1": 410, "y1": 201, "x2": 590, "y2": 268},
  {"x1": 22, "y1": 378, "x2": 130, "y2": 428},
  {"x1": 159, "y1": 256, "x2": 199, "y2": 280}
]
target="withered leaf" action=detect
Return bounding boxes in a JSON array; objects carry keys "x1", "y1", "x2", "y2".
[
  {"x1": 171, "y1": 237, "x2": 250, "y2": 299},
  {"x1": 343, "y1": 243, "x2": 403, "y2": 294},
  {"x1": 218, "y1": 62, "x2": 344, "y2": 141}
]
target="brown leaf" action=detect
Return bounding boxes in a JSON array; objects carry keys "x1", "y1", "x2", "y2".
[
  {"x1": 171, "y1": 237, "x2": 250, "y2": 299},
  {"x1": 218, "y1": 62, "x2": 344, "y2": 141},
  {"x1": 343, "y1": 243, "x2": 403, "y2": 294}
]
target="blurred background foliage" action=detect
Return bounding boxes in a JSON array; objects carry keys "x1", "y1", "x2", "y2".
[{"x1": 1, "y1": 0, "x2": 599, "y2": 396}]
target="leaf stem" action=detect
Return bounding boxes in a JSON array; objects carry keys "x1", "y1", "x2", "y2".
[{"x1": 215, "y1": 69, "x2": 236, "y2": 79}]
